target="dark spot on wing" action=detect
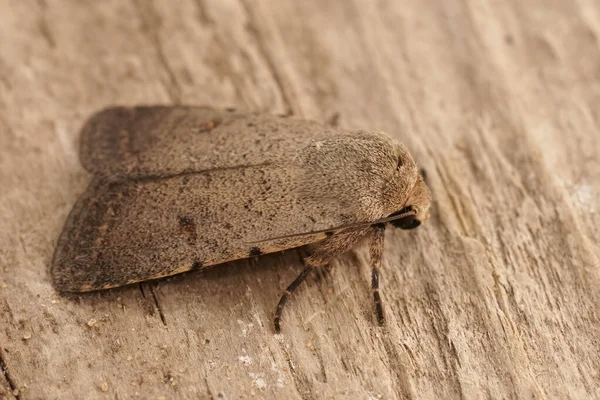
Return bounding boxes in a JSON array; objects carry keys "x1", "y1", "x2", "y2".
[
  {"x1": 249, "y1": 247, "x2": 262, "y2": 257},
  {"x1": 325, "y1": 231, "x2": 334, "y2": 238},
  {"x1": 178, "y1": 215, "x2": 195, "y2": 230},
  {"x1": 192, "y1": 261, "x2": 203, "y2": 270},
  {"x1": 340, "y1": 213, "x2": 352, "y2": 223},
  {"x1": 178, "y1": 215, "x2": 197, "y2": 245},
  {"x1": 179, "y1": 175, "x2": 191, "y2": 194}
]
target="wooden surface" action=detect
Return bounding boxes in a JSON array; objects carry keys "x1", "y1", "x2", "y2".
[{"x1": 1, "y1": 1, "x2": 599, "y2": 399}]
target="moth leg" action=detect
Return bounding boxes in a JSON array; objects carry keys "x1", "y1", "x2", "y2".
[
  {"x1": 370, "y1": 224, "x2": 386, "y2": 325},
  {"x1": 273, "y1": 228, "x2": 368, "y2": 332},
  {"x1": 274, "y1": 265, "x2": 316, "y2": 333}
]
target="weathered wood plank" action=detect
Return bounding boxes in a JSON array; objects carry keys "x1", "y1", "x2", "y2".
[{"x1": 0, "y1": 0, "x2": 599, "y2": 399}]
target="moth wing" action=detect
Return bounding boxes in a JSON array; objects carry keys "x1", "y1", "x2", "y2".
[
  {"x1": 51, "y1": 164, "x2": 350, "y2": 292},
  {"x1": 80, "y1": 106, "x2": 339, "y2": 177}
]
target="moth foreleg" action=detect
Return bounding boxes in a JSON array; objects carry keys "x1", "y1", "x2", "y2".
[{"x1": 370, "y1": 224, "x2": 386, "y2": 325}]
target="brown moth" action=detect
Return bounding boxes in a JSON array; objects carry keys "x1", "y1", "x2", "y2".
[{"x1": 51, "y1": 106, "x2": 432, "y2": 332}]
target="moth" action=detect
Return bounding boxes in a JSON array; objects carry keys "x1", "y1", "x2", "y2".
[{"x1": 51, "y1": 106, "x2": 432, "y2": 332}]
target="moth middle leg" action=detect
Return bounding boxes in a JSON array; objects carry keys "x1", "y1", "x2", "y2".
[
  {"x1": 273, "y1": 227, "x2": 370, "y2": 332},
  {"x1": 370, "y1": 224, "x2": 386, "y2": 325}
]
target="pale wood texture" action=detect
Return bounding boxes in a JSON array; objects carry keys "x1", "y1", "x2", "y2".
[{"x1": 1, "y1": 1, "x2": 600, "y2": 399}]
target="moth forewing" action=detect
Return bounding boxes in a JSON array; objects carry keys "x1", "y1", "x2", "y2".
[
  {"x1": 52, "y1": 106, "x2": 432, "y2": 332},
  {"x1": 80, "y1": 106, "x2": 340, "y2": 177},
  {"x1": 51, "y1": 164, "x2": 356, "y2": 292}
]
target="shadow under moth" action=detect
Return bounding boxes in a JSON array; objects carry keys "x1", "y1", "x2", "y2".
[{"x1": 51, "y1": 106, "x2": 432, "y2": 332}]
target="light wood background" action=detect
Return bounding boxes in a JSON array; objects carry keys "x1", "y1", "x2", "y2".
[{"x1": 1, "y1": 1, "x2": 599, "y2": 399}]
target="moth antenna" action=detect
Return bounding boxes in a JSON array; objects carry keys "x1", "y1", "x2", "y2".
[{"x1": 246, "y1": 209, "x2": 417, "y2": 244}]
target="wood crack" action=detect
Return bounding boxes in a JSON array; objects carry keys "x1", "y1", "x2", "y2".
[
  {"x1": 239, "y1": 0, "x2": 295, "y2": 115},
  {"x1": 380, "y1": 335, "x2": 414, "y2": 400},
  {"x1": 149, "y1": 285, "x2": 167, "y2": 326},
  {"x1": 278, "y1": 343, "x2": 314, "y2": 400},
  {"x1": 192, "y1": 0, "x2": 247, "y2": 107},
  {"x1": 132, "y1": 0, "x2": 182, "y2": 104},
  {"x1": 432, "y1": 161, "x2": 473, "y2": 237},
  {"x1": 139, "y1": 283, "x2": 166, "y2": 325},
  {"x1": 0, "y1": 350, "x2": 19, "y2": 399},
  {"x1": 36, "y1": 0, "x2": 56, "y2": 48},
  {"x1": 193, "y1": 0, "x2": 214, "y2": 26},
  {"x1": 204, "y1": 377, "x2": 215, "y2": 399}
]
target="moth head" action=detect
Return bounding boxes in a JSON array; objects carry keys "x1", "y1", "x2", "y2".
[{"x1": 389, "y1": 173, "x2": 431, "y2": 230}]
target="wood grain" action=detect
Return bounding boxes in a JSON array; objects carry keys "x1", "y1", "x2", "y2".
[{"x1": 1, "y1": 0, "x2": 599, "y2": 399}]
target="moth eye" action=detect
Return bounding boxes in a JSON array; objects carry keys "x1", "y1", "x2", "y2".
[{"x1": 395, "y1": 216, "x2": 421, "y2": 230}]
